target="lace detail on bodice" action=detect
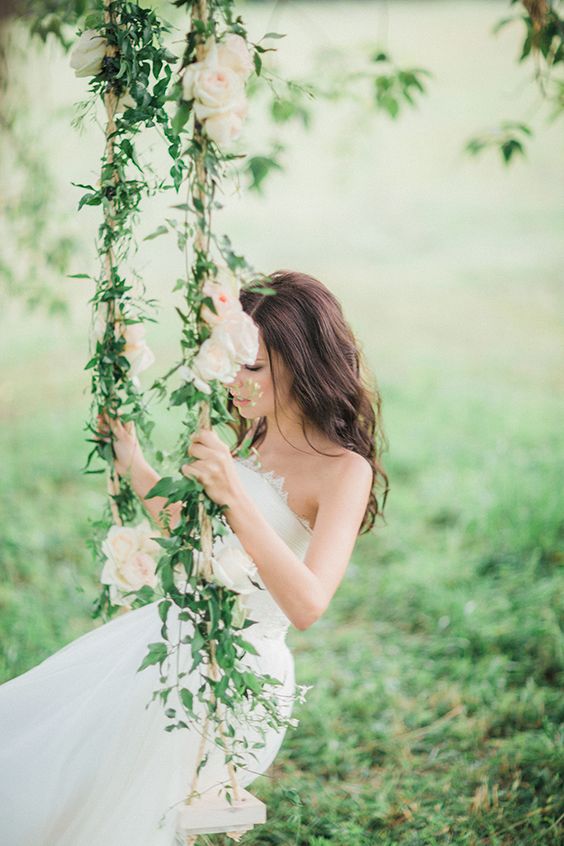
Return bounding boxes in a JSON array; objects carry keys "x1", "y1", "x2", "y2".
[{"x1": 235, "y1": 452, "x2": 314, "y2": 534}]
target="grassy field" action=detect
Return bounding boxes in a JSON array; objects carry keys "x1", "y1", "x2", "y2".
[{"x1": 1, "y1": 1, "x2": 563, "y2": 844}]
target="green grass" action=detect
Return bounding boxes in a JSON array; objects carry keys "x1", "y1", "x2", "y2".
[
  {"x1": 1, "y1": 358, "x2": 561, "y2": 845},
  {"x1": 1, "y1": 1, "x2": 563, "y2": 844}
]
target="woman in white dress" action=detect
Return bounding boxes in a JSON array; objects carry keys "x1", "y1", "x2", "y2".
[{"x1": 0, "y1": 269, "x2": 389, "y2": 845}]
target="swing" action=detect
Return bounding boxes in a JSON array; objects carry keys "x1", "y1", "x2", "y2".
[{"x1": 93, "y1": 1, "x2": 274, "y2": 841}]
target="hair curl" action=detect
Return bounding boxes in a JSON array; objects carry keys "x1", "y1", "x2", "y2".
[{"x1": 227, "y1": 270, "x2": 389, "y2": 534}]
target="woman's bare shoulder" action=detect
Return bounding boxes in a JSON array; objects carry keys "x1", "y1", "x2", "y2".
[{"x1": 318, "y1": 446, "x2": 372, "y2": 481}]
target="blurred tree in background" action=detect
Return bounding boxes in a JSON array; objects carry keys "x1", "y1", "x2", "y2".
[{"x1": 0, "y1": 0, "x2": 562, "y2": 313}]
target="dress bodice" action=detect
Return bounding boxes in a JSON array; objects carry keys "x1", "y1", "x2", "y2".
[{"x1": 231, "y1": 455, "x2": 313, "y2": 639}]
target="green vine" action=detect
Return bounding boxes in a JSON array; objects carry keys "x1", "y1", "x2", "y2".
[{"x1": 72, "y1": 0, "x2": 309, "y2": 808}]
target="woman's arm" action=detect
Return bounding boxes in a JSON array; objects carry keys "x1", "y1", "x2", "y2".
[
  {"x1": 128, "y1": 458, "x2": 183, "y2": 534},
  {"x1": 179, "y1": 427, "x2": 373, "y2": 630},
  {"x1": 223, "y1": 452, "x2": 373, "y2": 630},
  {"x1": 100, "y1": 414, "x2": 182, "y2": 534}
]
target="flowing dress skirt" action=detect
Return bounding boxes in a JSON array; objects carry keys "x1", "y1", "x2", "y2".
[{"x1": 0, "y1": 599, "x2": 295, "y2": 846}]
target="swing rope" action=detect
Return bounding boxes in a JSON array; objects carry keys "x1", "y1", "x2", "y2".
[
  {"x1": 102, "y1": 0, "x2": 121, "y2": 528},
  {"x1": 182, "y1": 3, "x2": 243, "y2": 827}
]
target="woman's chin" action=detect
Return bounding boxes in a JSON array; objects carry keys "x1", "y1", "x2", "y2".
[{"x1": 236, "y1": 404, "x2": 257, "y2": 417}]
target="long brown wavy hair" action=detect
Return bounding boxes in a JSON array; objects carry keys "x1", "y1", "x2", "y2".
[{"x1": 228, "y1": 270, "x2": 389, "y2": 534}]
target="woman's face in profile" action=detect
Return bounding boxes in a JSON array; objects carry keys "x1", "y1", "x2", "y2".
[{"x1": 229, "y1": 333, "x2": 293, "y2": 420}]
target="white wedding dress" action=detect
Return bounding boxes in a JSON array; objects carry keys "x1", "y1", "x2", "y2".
[{"x1": 0, "y1": 456, "x2": 313, "y2": 846}]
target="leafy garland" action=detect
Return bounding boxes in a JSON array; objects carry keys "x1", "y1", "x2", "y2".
[{"x1": 73, "y1": 0, "x2": 309, "y2": 803}]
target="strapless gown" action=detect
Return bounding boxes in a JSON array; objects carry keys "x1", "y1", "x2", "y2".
[{"x1": 0, "y1": 456, "x2": 313, "y2": 846}]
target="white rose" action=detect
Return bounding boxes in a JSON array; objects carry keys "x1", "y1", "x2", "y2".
[
  {"x1": 101, "y1": 524, "x2": 139, "y2": 567},
  {"x1": 215, "y1": 264, "x2": 241, "y2": 297},
  {"x1": 120, "y1": 322, "x2": 155, "y2": 378},
  {"x1": 103, "y1": 551, "x2": 157, "y2": 607},
  {"x1": 204, "y1": 110, "x2": 245, "y2": 147},
  {"x1": 70, "y1": 29, "x2": 107, "y2": 78},
  {"x1": 182, "y1": 38, "x2": 246, "y2": 118},
  {"x1": 200, "y1": 276, "x2": 242, "y2": 326},
  {"x1": 100, "y1": 522, "x2": 160, "y2": 605},
  {"x1": 173, "y1": 547, "x2": 208, "y2": 592},
  {"x1": 216, "y1": 34, "x2": 254, "y2": 81},
  {"x1": 193, "y1": 66, "x2": 246, "y2": 121},
  {"x1": 135, "y1": 519, "x2": 162, "y2": 556},
  {"x1": 192, "y1": 331, "x2": 239, "y2": 385},
  {"x1": 211, "y1": 534, "x2": 258, "y2": 595},
  {"x1": 220, "y1": 310, "x2": 259, "y2": 365},
  {"x1": 178, "y1": 364, "x2": 212, "y2": 395}
]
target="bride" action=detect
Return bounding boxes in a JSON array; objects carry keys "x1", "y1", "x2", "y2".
[{"x1": 0, "y1": 269, "x2": 388, "y2": 845}]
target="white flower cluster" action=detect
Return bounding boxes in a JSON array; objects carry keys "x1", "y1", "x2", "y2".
[
  {"x1": 100, "y1": 520, "x2": 161, "y2": 607},
  {"x1": 69, "y1": 29, "x2": 106, "y2": 78},
  {"x1": 179, "y1": 265, "x2": 258, "y2": 395},
  {"x1": 69, "y1": 29, "x2": 135, "y2": 113},
  {"x1": 181, "y1": 34, "x2": 253, "y2": 147},
  {"x1": 173, "y1": 531, "x2": 259, "y2": 599}
]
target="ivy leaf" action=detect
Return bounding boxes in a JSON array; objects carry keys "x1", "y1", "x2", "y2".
[
  {"x1": 180, "y1": 687, "x2": 194, "y2": 712},
  {"x1": 191, "y1": 627, "x2": 205, "y2": 658},
  {"x1": 143, "y1": 224, "x2": 168, "y2": 241},
  {"x1": 137, "y1": 642, "x2": 168, "y2": 672},
  {"x1": 172, "y1": 102, "x2": 192, "y2": 134},
  {"x1": 78, "y1": 192, "x2": 102, "y2": 210},
  {"x1": 145, "y1": 476, "x2": 176, "y2": 498},
  {"x1": 234, "y1": 636, "x2": 259, "y2": 656},
  {"x1": 246, "y1": 155, "x2": 283, "y2": 193},
  {"x1": 501, "y1": 138, "x2": 525, "y2": 163},
  {"x1": 158, "y1": 599, "x2": 172, "y2": 624}
]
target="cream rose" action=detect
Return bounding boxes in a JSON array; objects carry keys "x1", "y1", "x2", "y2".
[
  {"x1": 204, "y1": 110, "x2": 245, "y2": 147},
  {"x1": 100, "y1": 521, "x2": 161, "y2": 606},
  {"x1": 120, "y1": 322, "x2": 155, "y2": 378},
  {"x1": 220, "y1": 311, "x2": 259, "y2": 365},
  {"x1": 216, "y1": 34, "x2": 254, "y2": 81},
  {"x1": 70, "y1": 29, "x2": 107, "y2": 78},
  {"x1": 192, "y1": 330, "x2": 240, "y2": 385},
  {"x1": 211, "y1": 534, "x2": 258, "y2": 595},
  {"x1": 216, "y1": 264, "x2": 241, "y2": 296},
  {"x1": 192, "y1": 66, "x2": 246, "y2": 121},
  {"x1": 182, "y1": 41, "x2": 245, "y2": 116},
  {"x1": 181, "y1": 37, "x2": 250, "y2": 147},
  {"x1": 178, "y1": 363, "x2": 212, "y2": 395},
  {"x1": 200, "y1": 275, "x2": 242, "y2": 326}
]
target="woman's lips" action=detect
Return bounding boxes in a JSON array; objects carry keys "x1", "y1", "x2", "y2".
[{"x1": 233, "y1": 397, "x2": 250, "y2": 405}]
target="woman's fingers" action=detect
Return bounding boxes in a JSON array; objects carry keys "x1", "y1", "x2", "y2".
[
  {"x1": 181, "y1": 461, "x2": 202, "y2": 480},
  {"x1": 96, "y1": 413, "x2": 133, "y2": 443},
  {"x1": 188, "y1": 439, "x2": 206, "y2": 457}
]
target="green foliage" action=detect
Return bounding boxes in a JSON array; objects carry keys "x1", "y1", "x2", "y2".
[
  {"x1": 1, "y1": 327, "x2": 562, "y2": 841},
  {"x1": 370, "y1": 51, "x2": 431, "y2": 118},
  {"x1": 469, "y1": 0, "x2": 564, "y2": 163},
  {"x1": 466, "y1": 121, "x2": 534, "y2": 164},
  {"x1": 68, "y1": 0, "x2": 311, "y2": 784}
]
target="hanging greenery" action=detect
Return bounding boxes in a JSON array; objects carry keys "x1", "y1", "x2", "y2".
[
  {"x1": 466, "y1": 0, "x2": 563, "y2": 163},
  {"x1": 72, "y1": 0, "x2": 310, "y2": 813}
]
